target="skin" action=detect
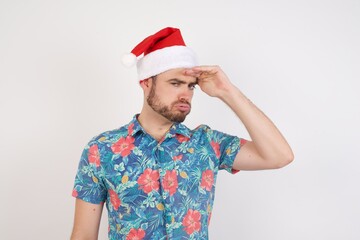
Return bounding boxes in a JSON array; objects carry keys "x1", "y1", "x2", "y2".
[
  {"x1": 138, "y1": 68, "x2": 197, "y2": 140},
  {"x1": 146, "y1": 74, "x2": 196, "y2": 123},
  {"x1": 70, "y1": 66, "x2": 294, "y2": 239},
  {"x1": 70, "y1": 200, "x2": 104, "y2": 240}
]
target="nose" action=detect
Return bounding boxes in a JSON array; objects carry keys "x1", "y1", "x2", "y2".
[{"x1": 179, "y1": 88, "x2": 193, "y2": 103}]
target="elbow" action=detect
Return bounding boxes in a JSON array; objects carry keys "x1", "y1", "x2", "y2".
[
  {"x1": 274, "y1": 150, "x2": 294, "y2": 169},
  {"x1": 263, "y1": 148, "x2": 294, "y2": 169}
]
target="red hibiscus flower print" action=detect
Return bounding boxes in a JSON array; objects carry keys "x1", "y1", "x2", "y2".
[
  {"x1": 137, "y1": 168, "x2": 160, "y2": 194},
  {"x1": 111, "y1": 136, "x2": 135, "y2": 157},
  {"x1": 200, "y1": 170, "x2": 214, "y2": 191},
  {"x1": 72, "y1": 189, "x2": 78, "y2": 198},
  {"x1": 128, "y1": 123, "x2": 134, "y2": 135},
  {"x1": 162, "y1": 170, "x2": 178, "y2": 196},
  {"x1": 182, "y1": 209, "x2": 202, "y2": 235},
  {"x1": 210, "y1": 141, "x2": 220, "y2": 158},
  {"x1": 172, "y1": 154, "x2": 183, "y2": 161},
  {"x1": 109, "y1": 189, "x2": 121, "y2": 211},
  {"x1": 176, "y1": 134, "x2": 190, "y2": 143},
  {"x1": 126, "y1": 228, "x2": 145, "y2": 240},
  {"x1": 88, "y1": 144, "x2": 101, "y2": 167}
]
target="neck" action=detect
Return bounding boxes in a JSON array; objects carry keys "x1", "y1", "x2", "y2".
[{"x1": 138, "y1": 105, "x2": 174, "y2": 141}]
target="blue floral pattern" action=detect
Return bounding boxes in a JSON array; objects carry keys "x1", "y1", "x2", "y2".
[{"x1": 72, "y1": 115, "x2": 245, "y2": 239}]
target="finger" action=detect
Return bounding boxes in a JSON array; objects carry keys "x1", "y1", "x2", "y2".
[
  {"x1": 183, "y1": 69, "x2": 201, "y2": 78},
  {"x1": 191, "y1": 65, "x2": 219, "y2": 74}
]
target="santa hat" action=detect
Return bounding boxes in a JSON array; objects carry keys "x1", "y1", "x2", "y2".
[{"x1": 122, "y1": 27, "x2": 198, "y2": 81}]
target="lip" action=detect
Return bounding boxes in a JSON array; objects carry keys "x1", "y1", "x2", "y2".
[{"x1": 175, "y1": 103, "x2": 191, "y2": 112}]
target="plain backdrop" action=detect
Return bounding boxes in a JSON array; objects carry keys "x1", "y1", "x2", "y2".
[{"x1": 1, "y1": 0, "x2": 359, "y2": 239}]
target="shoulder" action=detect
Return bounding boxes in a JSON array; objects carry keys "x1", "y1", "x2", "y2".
[
  {"x1": 191, "y1": 124, "x2": 211, "y2": 133},
  {"x1": 188, "y1": 124, "x2": 215, "y2": 143},
  {"x1": 192, "y1": 124, "x2": 240, "y2": 143},
  {"x1": 86, "y1": 123, "x2": 131, "y2": 147},
  {"x1": 191, "y1": 124, "x2": 220, "y2": 137}
]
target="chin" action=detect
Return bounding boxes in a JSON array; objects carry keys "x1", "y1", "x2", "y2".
[{"x1": 168, "y1": 113, "x2": 188, "y2": 123}]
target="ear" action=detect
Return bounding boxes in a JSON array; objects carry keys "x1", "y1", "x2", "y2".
[{"x1": 139, "y1": 78, "x2": 151, "y2": 91}]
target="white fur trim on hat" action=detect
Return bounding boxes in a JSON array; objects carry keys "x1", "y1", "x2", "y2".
[{"x1": 137, "y1": 46, "x2": 198, "y2": 81}]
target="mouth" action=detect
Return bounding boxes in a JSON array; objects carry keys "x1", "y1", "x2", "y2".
[{"x1": 175, "y1": 103, "x2": 191, "y2": 112}]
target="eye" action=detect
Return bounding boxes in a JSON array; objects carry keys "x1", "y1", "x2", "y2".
[
  {"x1": 189, "y1": 84, "x2": 196, "y2": 90},
  {"x1": 171, "y1": 82, "x2": 180, "y2": 87}
]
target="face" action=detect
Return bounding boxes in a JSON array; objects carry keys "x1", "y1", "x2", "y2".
[{"x1": 146, "y1": 68, "x2": 197, "y2": 123}]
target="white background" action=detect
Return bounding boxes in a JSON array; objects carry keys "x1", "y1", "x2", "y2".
[{"x1": 1, "y1": 0, "x2": 359, "y2": 239}]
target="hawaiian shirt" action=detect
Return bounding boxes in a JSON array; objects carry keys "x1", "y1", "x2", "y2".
[{"x1": 72, "y1": 115, "x2": 246, "y2": 240}]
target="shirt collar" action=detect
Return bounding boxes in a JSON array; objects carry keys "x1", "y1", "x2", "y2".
[
  {"x1": 169, "y1": 122, "x2": 191, "y2": 138},
  {"x1": 129, "y1": 114, "x2": 144, "y2": 136},
  {"x1": 129, "y1": 114, "x2": 191, "y2": 138}
]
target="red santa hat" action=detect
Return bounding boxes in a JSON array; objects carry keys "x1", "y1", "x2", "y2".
[{"x1": 122, "y1": 27, "x2": 198, "y2": 81}]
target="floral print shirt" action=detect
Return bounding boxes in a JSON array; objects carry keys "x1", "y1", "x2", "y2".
[{"x1": 72, "y1": 115, "x2": 246, "y2": 240}]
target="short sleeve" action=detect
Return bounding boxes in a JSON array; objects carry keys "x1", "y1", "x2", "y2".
[
  {"x1": 72, "y1": 141, "x2": 107, "y2": 204},
  {"x1": 207, "y1": 128, "x2": 244, "y2": 174}
]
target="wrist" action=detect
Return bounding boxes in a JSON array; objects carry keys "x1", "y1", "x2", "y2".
[{"x1": 220, "y1": 85, "x2": 251, "y2": 110}]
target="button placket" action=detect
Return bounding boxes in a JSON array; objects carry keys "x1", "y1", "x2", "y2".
[
  {"x1": 156, "y1": 139, "x2": 177, "y2": 237},
  {"x1": 163, "y1": 210, "x2": 174, "y2": 236}
]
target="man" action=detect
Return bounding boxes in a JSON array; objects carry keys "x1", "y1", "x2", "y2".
[{"x1": 70, "y1": 27, "x2": 293, "y2": 240}]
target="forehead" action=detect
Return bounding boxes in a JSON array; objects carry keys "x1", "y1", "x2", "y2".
[{"x1": 156, "y1": 68, "x2": 196, "y2": 83}]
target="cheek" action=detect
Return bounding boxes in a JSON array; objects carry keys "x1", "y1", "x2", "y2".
[
  {"x1": 156, "y1": 88, "x2": 176, "y2": 103},
  {"x1": 188, "y1": 91, "x2": 195, "y2": 101},
  {"x1": 190, "y1": 91, "x2": 195, "y2": 98}
]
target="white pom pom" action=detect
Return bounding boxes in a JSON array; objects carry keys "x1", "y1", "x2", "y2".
[{"x1": 121, "y1": 53, "x2": 137, "y2": 67}]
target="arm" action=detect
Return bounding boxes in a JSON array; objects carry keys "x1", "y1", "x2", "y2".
[
  {"x1": 185, "y1": 66, "x2": 294, "y2": 170},
  {"x1": 70, "y1": 199, "x2": 104, "y2": 240}
]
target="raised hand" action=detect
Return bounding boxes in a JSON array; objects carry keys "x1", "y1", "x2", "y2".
[{"x1": 184, "y1": 65, "x2": 235, "y2": 98}]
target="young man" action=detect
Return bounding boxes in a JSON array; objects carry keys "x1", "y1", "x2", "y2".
[{"x1": 70, "y1": 27, "x2": 293, "y2": 240}]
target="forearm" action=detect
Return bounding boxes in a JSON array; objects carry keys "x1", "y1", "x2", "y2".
[
  {"x1": 185, "y1": 65, "x2": 293, "y2": 168},
  {"x1": 220, "y1": 85, "x2": 294, "y2": 165}
]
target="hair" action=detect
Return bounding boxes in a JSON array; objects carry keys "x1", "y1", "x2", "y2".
[{"x1": 151, "y1": 75, "x2": 157, "y2": 85}]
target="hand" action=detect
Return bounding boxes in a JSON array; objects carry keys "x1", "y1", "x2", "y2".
[{"x1": 184, "y1": 65, "x2": 234, "y2": 98}]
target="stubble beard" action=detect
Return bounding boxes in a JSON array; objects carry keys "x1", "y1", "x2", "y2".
[{"x1": 147, "y1": 84, "x2": 191, "y2": 123}]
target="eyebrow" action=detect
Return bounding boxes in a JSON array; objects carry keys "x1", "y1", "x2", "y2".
[{"x1": 167, "y1": 78, "x2": 198, "y2": 85}]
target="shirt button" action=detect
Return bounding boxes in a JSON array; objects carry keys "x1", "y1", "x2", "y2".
[
  {"x1": 159, "y1": 169, "x2": 163, "y2": 173},
  {"x1": 163, "y1": 195, "x2": 166, "y2": 199},
  {"x1": 166, "y1": 224, "x2": 169, "y2": 228}
]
